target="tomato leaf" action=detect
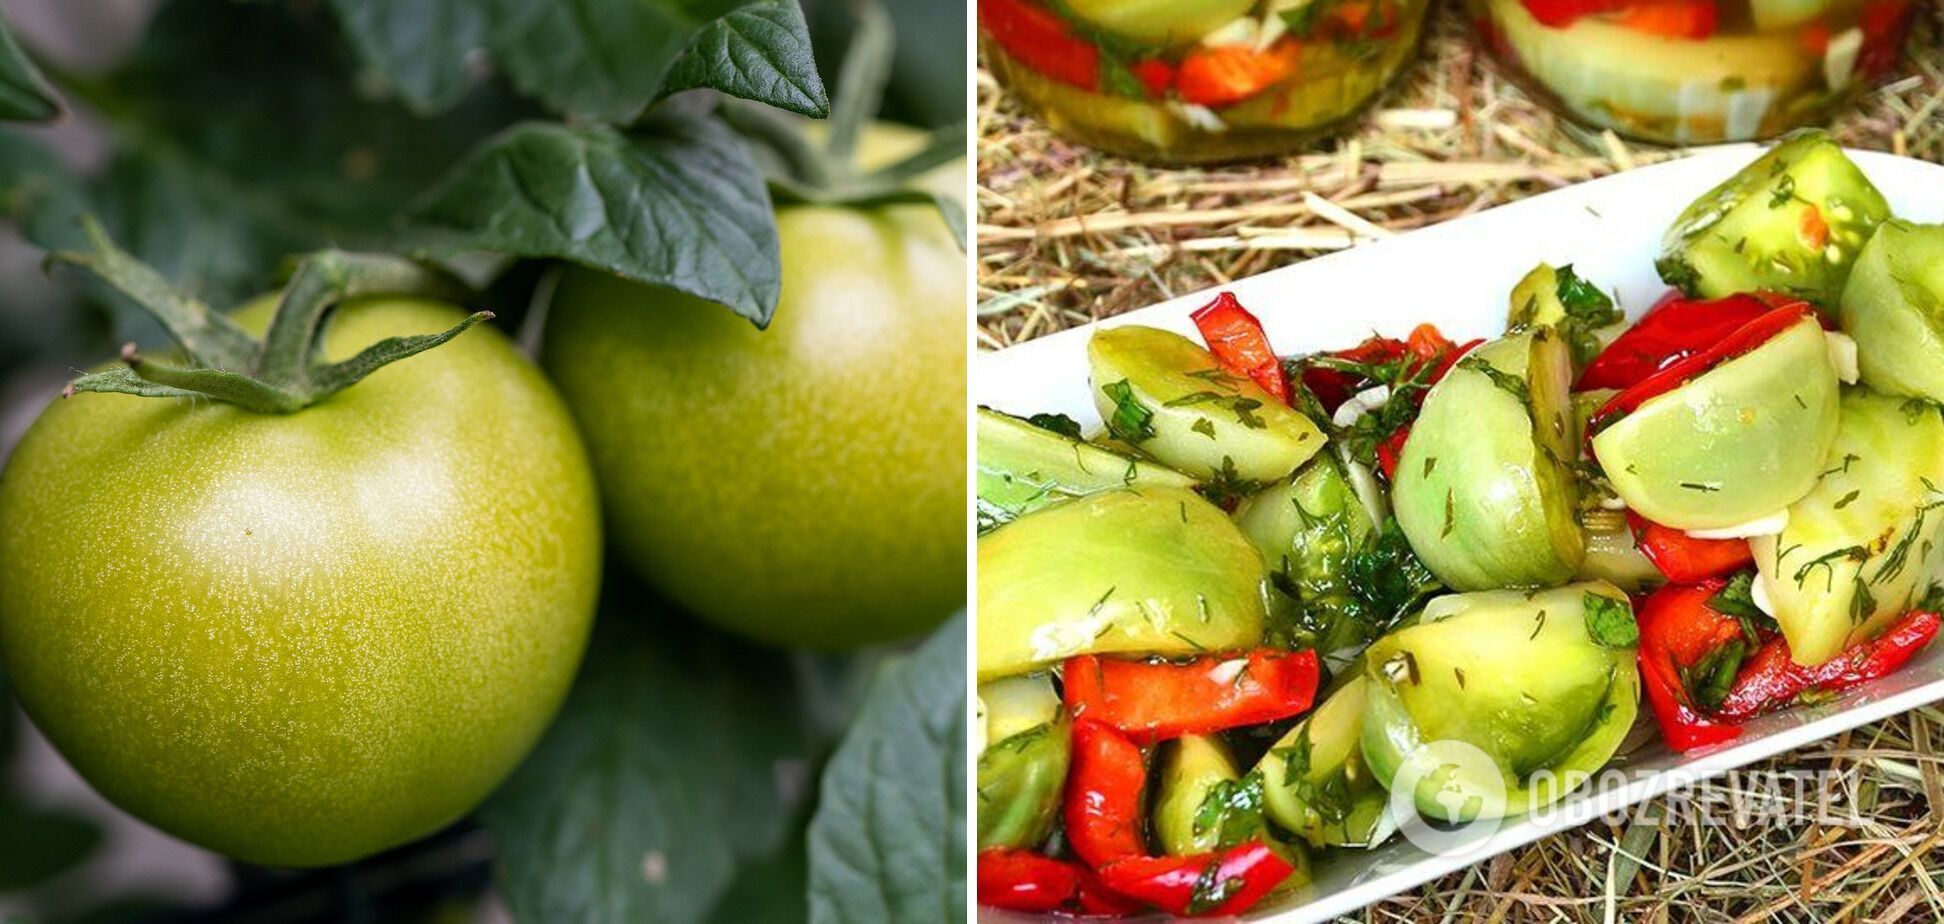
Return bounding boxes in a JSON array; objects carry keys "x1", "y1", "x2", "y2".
[
  {"x1": 330, "y1": 0, "x2": 826, "y2": 122},
  {"x1": 326, "y1": 0, "x2": 490, "y2": 115},
  {"x1": 806, "y1": 612, "x2": 967, "y2": 924},
  {"x1": 481, "y1": 595, "x2": 870, "y2": 924},
  {"x1": 405, "y1": 115, "x2": 784, "y2": 326},
  {"x1": 0, "y1": 15, "x2": 58, "y2": 122}
]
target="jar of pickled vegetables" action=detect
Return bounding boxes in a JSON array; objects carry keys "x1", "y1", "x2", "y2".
[
  {"x1": 1471, "y1": 0, "x2": 1918, "y2": 144},
  {"x1": 979, "y1": 0, "x2": 1432, "y2": 163}
]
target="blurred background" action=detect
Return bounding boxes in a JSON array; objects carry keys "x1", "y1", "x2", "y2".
[{"x1": 0, "y1": 0, "x2": 964, "y2": 922}]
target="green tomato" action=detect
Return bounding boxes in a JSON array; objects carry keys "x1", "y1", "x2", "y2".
[
  {"x1": 1087, "y1": 325, "x2": 1326, "y2": 485},
  {"x1": 1393, "y1": 329, "x2": 1583, "y2": 591},
  {"x1": 1838, "y1": 221, "x2": 1944, "y2": 404},
  {"x1": 1592, "y1": 315, "x2": 1839, "y2": 529},
  {"x1": 1256, "y1": 675, "x2": 1389, "y2": 849},
  {"x1": 1152, "y1": 734, "x2": 1243, "y2": 856},
  {"x1": 1360, "y1": 583, "x2": 1639, "y2": 822},
  {"x1": 976, "y1": 485, "x2": 1267, "y2": 680},
  {"x1": 1753, "y1": 388, "x2": 1944, "y2": 666},
  {"x1": 0, "y1": 297, "x2": 601, "y2": 867},
  {"x1": 543, "y1": 125, "x2": 965, "y2": 649}
]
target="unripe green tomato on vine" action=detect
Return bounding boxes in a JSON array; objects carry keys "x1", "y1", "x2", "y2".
[
  {"x1": 0, "y1": 295, "x2": 601, "y2": 867},
  {"x1": 543, "y1": 122, "x2": 966, "y2": 649}
]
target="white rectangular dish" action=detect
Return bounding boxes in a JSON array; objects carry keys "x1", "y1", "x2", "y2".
[{"x1": 974, "y1": 146, "x2": 1944, "y2": 923}]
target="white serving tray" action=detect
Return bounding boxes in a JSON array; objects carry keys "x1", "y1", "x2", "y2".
[{"x1": 975, "y1": 146, "x2": 1944, "y2": 923}]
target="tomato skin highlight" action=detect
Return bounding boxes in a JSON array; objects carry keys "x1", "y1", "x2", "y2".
[{"x1": 0, "y1": 298, "x2": 602, "y2": 867}]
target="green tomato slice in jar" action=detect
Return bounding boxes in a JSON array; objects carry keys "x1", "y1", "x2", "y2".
[
  {"x1": 1393, "y1": 329, "x2": 1583, "y2": 591},
  {"x1": 976, "y1": 406, "x2": 1196, "y2": 531},
  {"x1": 1489, "y1": 0, "x2": 1815, "y2": 145},
  {"x1": 1088, "y1": 325, "x2": 1326, "y2": 484},
  {"x1": 1255, "y1": 674, "x2": 1390, "y2": 848},
  {"x1": 1061, "y1": 0, "x2": 1255, "y2": 44},
  {"x1": 1360, "y1": 582, "x2": 1641, "y2": 822},
  {"x1": 976, "y1": 485, "x2": 1267, "y2": 680},
  {"x1": 1591, "y1": 313, "x2": 1840, "y2": 530},
  {"x1": 1751, "y1": 389, "x2": 1944, "y2": 666},
  {"x1": 1658, "y1": 130, "x2": 1891, "y2": 309},
  {"x1": 1839, "y1": 221, "x2": 1944, "y2": 405}
]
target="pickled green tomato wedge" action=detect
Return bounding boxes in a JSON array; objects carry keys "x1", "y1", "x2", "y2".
[
  {"x1": 976, "y1": 486, "x2": 1267, "y2": 680},
  {"x1": 1578, "y1": 510, "x2": 1665, "y2": 595},
  {"x1": 975, "y1": 407, "x2": 1195, "y2": 531},
  {"x1": 1234, "y1": 453, "x2": 1376, "y2": 652},
  {"x1": 1256, "y1": 675, "x2": 1389, "y2": 848},
  {"x1": 1088, "y1": 326, "x2": 1327, "y2": 484},
  {"x1": 1751, "y1": 390, "x2": 1944, "y2": 666},
  {"x1": 1838, "y1": 221, "x2": 1944, "y2": 404},
  {"x1": 977, "y1": 715, "x2": 1071, "y2": 850},
  {"x1": 1394, "y1": 329, "x2": 1583, "y2": 591},
  {"x1": 1360, "y1": 583, "x2": 1641, "y2": 821},
  {"x1": 979, "y1": 673, "x2": 1062, "y2": 748},
  {"x1": 1153, "y1": 734, "x2": 1243, "y2": 856},
  {"x1": 1658, "y1": 130, "x2": 1890, "y2": 309},
  {"x1": 1505, "y1": 263, "x2": 1624, "y2": 368},
  {"x1": 1061, "y1": 0, "x2": 1253, "y2": 43},
  {"x1": 1592, "y1": 316, "x2": 1840, "y2": 530}
]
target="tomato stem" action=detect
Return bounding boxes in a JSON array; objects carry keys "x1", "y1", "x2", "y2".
[{"x1": 50, "y1": 215, "x2": 487, "y2": 414}]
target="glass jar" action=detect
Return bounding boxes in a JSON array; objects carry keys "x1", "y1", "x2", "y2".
[
  {"x1": 979, "y1": 0, "x2": 1432, "y2": 164},
  {"x1": 1471, "y1": 0, "x2": 1919, "y2": 145}
]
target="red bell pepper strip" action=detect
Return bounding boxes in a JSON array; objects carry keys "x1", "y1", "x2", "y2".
[
  {"x1": 1578, "y1": 291, "x2": 1773, "y2": 392},
  {"x1": 1077, "y1": 868, "x2": 1146, "y2": 916},
  {"x1": 1715, "y1": 610, "x2": 1941, "y2": 721},
  {"x1": 1191, "y1": 292, "x2": 1290, "y2": 404},
  {"x1": 1176, "y1": 42, "x2": 1300, "y2": 108},
  {"x1": 1519, "y1": 0, "x2": 1626, "y2": 27},
  {"x1": 1636, "y1": 582, "x2": 1748, "y2": 751},
  {"x1": 978, "y1": 0, "x2": 1100, "y2": 91},
  {"x1": 1607, "y1": 0, "x2": 1718, "y2": 39},
  {"x1": 1626, "y1": 511, "x2": 1753, "y2": 583},
  {"x1": 1064, "y1": 649, "x2": 1321, "y2": 743},
  {"x1": 1096, "y1": 842, "x2": 1295, "y2": 917},
  {"x1": 1302, "y1": 336, "x2": 1406, "y2": 411},
  {"x1": 1858, "y1": 0, "x2": 1917, "y2": 79},
  {"x1": 1376, "y1": 426, "x2": 1411, "y2": 480},
  {"x1": 977, "y1": 849, "x2": 1083, "y2": 912},
  {"x1": 1064, "y1": 719, "x2": 1149, "y2": 867},
  {"x1": 1586, "y1": 301, "x2": 1815, "y2": 439}
]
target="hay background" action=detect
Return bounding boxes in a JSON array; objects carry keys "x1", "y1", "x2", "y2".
[{"x1": 976, "y1": 6, "x2": 1944, "y2": 921}]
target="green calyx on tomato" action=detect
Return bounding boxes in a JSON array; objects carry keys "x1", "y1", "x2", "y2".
[
  {"x1": 51, "y1": 216, "x2": 486, "y2": 414},
  {"x1": 0, "y1": 253, "x2": 602, "y2": 866}
]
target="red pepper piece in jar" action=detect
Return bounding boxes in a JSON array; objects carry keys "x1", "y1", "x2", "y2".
[
  {"x1": 1626, "y1": 511, "x2": 1754, "y2": 583},
  {"x1": 1129, "y1": 59, "x2": 1175, "y2": 98},
  {"x1": 1585, "y1": 301, "x2": 1815, "y2": 439},
  {"x1": 1519, "y1": 0, "x2": 1627, "y2": 27},
  {"x1": 1191, "y1": 292, "x2": 1290, "y2": 404},
  {"x1": 1096, "y1": 842, "x2": 1296, "y2": 917},
  {"x1": 1607, "y1": 0, "x2": 1718, "y2": 39},
  {"x1": 1577, "y1": 291, "x2": 1774, "y2": 391},
  {"x1": 976, "y1": 849, "x2": 1083, "y2": 912},
  {"x1": 1063, "y1": 719, "x2": 1149, "y2": 867},
  {"x1": 1715, "y1": 610, "x2": 1941, "y2": 721},
  {"x1": 1636, "y1": 582, "x2": 1749, "y2": 751},
  {"x1": 978, "y1": 0, "x2": 1100, "y2": 91},
  {"x1": 1176, "y1": 42, "x2": 1299, "y2": 108},
  {"x1": 1063, "y1": 649, "x2": 1321, "y2": 743},
  {"x1": 1858, "y1": 0, "x2": 1917, "y2": 79}
]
